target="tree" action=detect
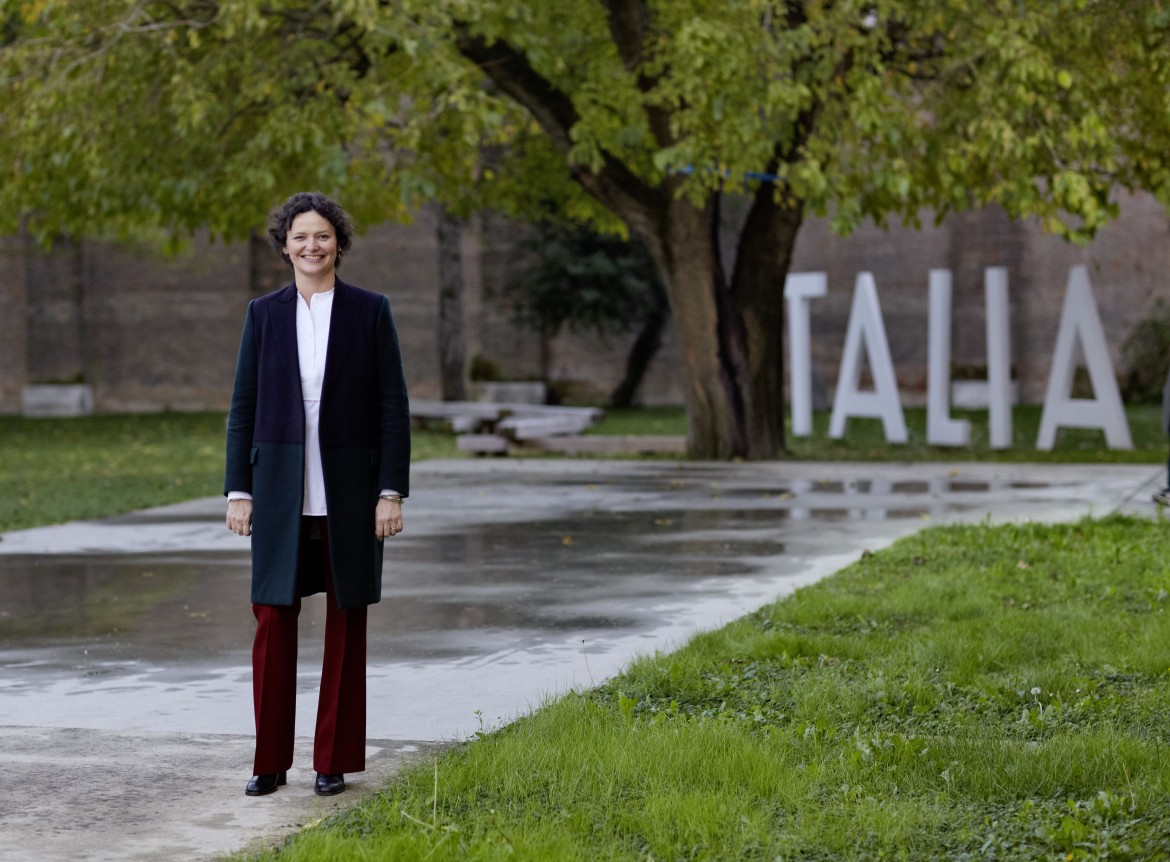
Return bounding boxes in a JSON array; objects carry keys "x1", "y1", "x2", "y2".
[
  {"x1": 503, "y1": 222, "x2": 670, "y2": 406},
  {"x1": 436, "y1": 205, "x2": 469, "y2": 401},
  {"x1": 3, "y1": 1, "x2": 1169, "y2": 456}
]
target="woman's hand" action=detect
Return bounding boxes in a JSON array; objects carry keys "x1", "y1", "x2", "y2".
[
  {"x1": 227, "y1": 499, "x2": 253, "y2": 537},
  {"x1": 375, "y1": 498, "x2": 403, "y2": 540}
]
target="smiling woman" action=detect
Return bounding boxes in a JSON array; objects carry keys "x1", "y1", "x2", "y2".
[
  {"x1": 282, "y1": 210, "x2": 339, "y2": 283},
  {"x1": 275, "y1": 193, "x2": 350, "y2": 286},
  {"x1": 223, "y1": 191, "x2": 412, "y2": 799}
]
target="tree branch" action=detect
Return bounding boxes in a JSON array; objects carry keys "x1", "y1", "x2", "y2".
[
  {"x1": 599, "y1": 0, "x2": 674, "y2": 150},
  {"x1": 601, "y1": 0, "x2": 649, "y2": 71},
  {"x1": 452, "y1": 25, "x2": 660, "y2": 225},
  {"x1": 729, "y1": 131, "x2": 808, "y2": 308}
]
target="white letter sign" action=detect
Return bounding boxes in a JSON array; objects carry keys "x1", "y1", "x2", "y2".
[
  {"x1": 1036, "y1": 265, "x2": 1133, "y2": 450},
  {"x1": 785, "y1": 272, "x2": 827, "y2": 437},
  {"x1": 926, "y1": 269, "x2": 971, "y2": 446},
  {"x1": 985, "y1": 267, "x2": 1014, "y2": 449},
  {"x1": 829, "y1": 273, "x2": 908, "y2": 444}
]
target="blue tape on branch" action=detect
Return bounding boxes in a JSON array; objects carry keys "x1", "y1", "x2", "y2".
[{"x1": 667, "y1": 164, "x2": 783, "y2": 184}]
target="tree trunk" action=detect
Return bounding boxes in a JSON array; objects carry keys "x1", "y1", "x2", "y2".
[
  {"x1": 608, "y1": 280, "x2": 669, "y2": 408},
  {"x1": 634, "y1": 197, "x2": 742, "y2": 457},
  {"x1": 436, "y1": 206, "x2": 468, "y2": 402},
  {"x1": 731, "y1": 181, "x2": 805, "y2": 457},
  {"x1": 633, "y1": 192, "x2": 801, "y2": 459},
  {"x1": 450, "y1": 28, "x2": 803, "y2": 457}
]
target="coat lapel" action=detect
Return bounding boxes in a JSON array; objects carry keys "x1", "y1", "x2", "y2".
[
  {"x1": 271, "y1": 285, "x2": 303, "y2": 401},
  {"x1": 322, "y1": 279, "x2": 357, "y2": 398}
]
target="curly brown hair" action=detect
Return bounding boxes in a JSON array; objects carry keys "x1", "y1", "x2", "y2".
[{"x1": 267, "y1": 191, "x2": 354, "y2": 268}]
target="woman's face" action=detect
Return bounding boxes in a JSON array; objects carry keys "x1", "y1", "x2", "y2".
[{"x1": 283, "y1": 210, "x2": 338, "y2": 282}]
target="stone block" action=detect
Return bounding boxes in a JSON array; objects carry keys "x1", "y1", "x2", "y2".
[{"x1": 22, "y1": 384, "x2": 94, "y2": 417}]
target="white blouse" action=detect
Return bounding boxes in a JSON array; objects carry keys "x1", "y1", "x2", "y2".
[{"x1": 297, "y1": 288, "x2": 334, "y2": 515}]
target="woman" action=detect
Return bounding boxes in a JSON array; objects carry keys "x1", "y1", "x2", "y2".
[{"x1": 224, "y1": 191, "x2": 410, "y2": 797}]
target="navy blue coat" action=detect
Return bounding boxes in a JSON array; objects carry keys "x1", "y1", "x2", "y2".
[{"x1": 224, "y1": 280, "x2": 410, "y2": 608}]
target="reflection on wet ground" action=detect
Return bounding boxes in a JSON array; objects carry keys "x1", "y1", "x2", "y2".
[
  {"x1": 0, "y1": 508, "x2": 792, "y2": 666},
  {"x1": 0, "y1": 477, "x2": 964, "y2": 678},
  {"x1": 0, "y1": 459, "x2": 1150, "y2": 743},
  {"x1": 0, "y1": 459, "x2": 1158, "y2": 862},
  {"x1": 0, "y1": 468, "x2": 1077, "y2": 669},
  {"x1": 718, "y1": 478, "x2": 1054, "y2": 496}
]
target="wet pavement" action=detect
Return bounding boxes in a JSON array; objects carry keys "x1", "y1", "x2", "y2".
[{"x1": 0, "y1": 459, "x2": 1162, "y2": 860}]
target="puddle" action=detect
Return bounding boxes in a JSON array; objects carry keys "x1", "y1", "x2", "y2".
[
  {"x1": 0, "y1": 460, "x2": 1033, "y2": 743},
  {"x1": 0, "y1": 555, "x2": 248, "y2": 648},
  {"x1": 0, "y1": 506, "x2": 790, "y2": 665},
  {"x1": 947, "y1": 480, "x2": 991, "y2": 492},
  {"x1": 0, "y1": 490, "x2": 972, "y2": 664}
]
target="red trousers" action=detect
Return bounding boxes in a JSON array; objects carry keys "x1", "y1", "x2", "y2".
[{"x1": 251, "y1": 517, "x2": 367, "y2": 775}]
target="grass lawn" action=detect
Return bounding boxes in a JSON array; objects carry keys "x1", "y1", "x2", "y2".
[
  {"x1": 0, "y1": 412, "x2": 458, "y2": 532},
  {"x1": 239, "y1": 514, "x2": 1170, "y2": 860}
]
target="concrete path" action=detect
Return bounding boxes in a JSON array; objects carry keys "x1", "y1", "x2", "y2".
[{"x1": 0, "y1": 459, "x2": 1162, "y2": 860}]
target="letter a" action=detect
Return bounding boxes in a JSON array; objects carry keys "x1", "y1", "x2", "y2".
[
  {"x1": 829, "y1": 273, "x2": 908, "y2": 443},
  {"x1": 1036, "y1": 265, "x2": 1133, "y2": 450}
]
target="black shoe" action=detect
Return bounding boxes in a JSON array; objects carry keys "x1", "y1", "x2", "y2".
[
  {"x1": 245, "y1": 770, "x2": 287, "y2": 796},
  {"x1": 314, "y1": 772, "x2": 346, "y2": 796},
  {"x1": 1154, "y1": 488, "x2": 1170, "y2": 506}
]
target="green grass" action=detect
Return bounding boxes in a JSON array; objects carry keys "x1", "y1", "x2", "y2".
[
  {"x1": 592, "y1": 403, "x2": 1167, "y2": 463},
  {"x1": 588, "y1": 405, "x2": 691, "y2": 436},
  {"x1": 240, "y1": 514, "x2": 1170, "y2": 861},
  {"x1": 0, "y1": 412, "x2": 458, "y2": 532}
]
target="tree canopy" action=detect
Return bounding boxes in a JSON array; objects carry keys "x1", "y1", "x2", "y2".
[{"x1": 3, "y1": 1, "x2": 1168, "y2": 455}]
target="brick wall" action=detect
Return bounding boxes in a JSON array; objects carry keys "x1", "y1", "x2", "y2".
[
  {"x1": 79, "y1": 233, "x2": 254, "y2": 411},
  {"x1": 0, "y1": 195, "x2": 1166, "y2": 415},
  {"x1": 0, "y1": 232, "x2": 29, "y2": 412},
  {"x1": 25, "y1": 236, "x2": 85, "y2": 386},
  {"x1": 787, "y1": 194, "x2": 1170, "y2": 405}
]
